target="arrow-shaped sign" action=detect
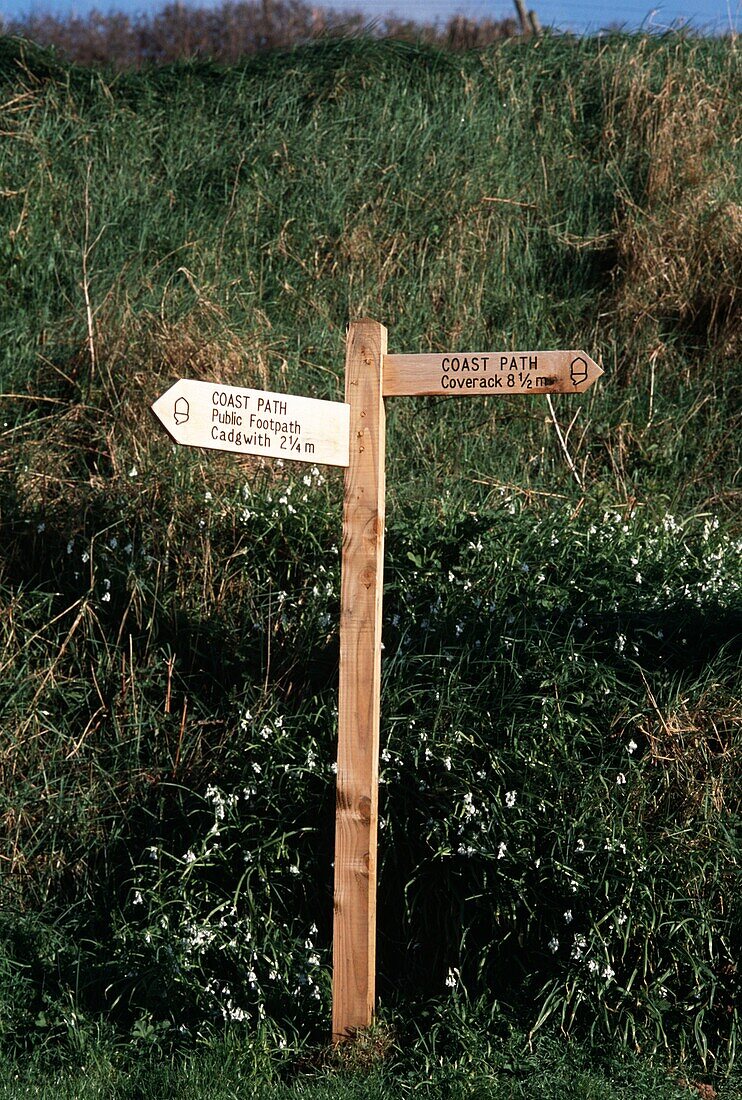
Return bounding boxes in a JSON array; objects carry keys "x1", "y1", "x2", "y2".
[
  {"x1": 151, "y1": 379, "x2": 350, "y2": 467},
  {"x1": 382, "y1": 350, "x2": 603, "y2": 397}
]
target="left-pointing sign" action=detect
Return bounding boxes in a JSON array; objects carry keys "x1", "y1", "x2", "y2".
[{"x1": 151, "y1": 379, "x2": 350, "y2": 467}]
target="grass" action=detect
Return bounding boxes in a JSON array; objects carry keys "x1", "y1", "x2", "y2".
[
  {"x1": 1, "y1": 1020, "x2": 739, "y2": 1099},
  {"x1": 0, "y1": 27, "x2": 740, "y2": 1092}
]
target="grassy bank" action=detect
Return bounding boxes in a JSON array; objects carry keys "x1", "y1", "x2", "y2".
[{"x1": 0, "y1": 29, "x2": 740, "y2": 1087}]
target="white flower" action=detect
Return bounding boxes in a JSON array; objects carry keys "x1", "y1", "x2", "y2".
[
  {"x1": 505, "y1": 790, "x2": 516, "y2": 809},
  {"x1": 575, "y1": 838, "x2": 585, "y2": 852},
  {"x1": 616, "y1": 772, "x2": 627, "y2": 785},
  {"x1": 548, "y1": 937, "x2": 559, "y2": 953},
  {"x1": 129, "y1": 466, "x2": 138, "y2": 477},
  {"x1": 497, "y1": 841, "x2": 507, "y2": 860},
  {"x1": 133, "y1": 890, "x2": 143, "y2": 906},
  {"x1": 183, "y1": 849, "x2": 197, "y2": 863},
  {"x1": 563, "y1": 910, "x2": 573, "y2": 924},
  {"x1": 627, "y1": 739, "x2": 638, "y2": 754},
  {"x1": 445, "y1": 969, "x2": 457, "y2": 988},
  {"x1": 602, "y1": 965, "x2": 615, "y2": 980}
]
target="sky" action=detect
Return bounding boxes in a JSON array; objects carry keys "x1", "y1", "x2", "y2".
[{"x1": 0, "y1": 0, "x2": 738, "y2": 36}]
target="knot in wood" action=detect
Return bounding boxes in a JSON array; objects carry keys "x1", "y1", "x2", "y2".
[
  {"x1": 358, "y1": 796, "x2": 372, "y2": 825},
  {"x1": 360, "y1": 566, "x2": 376, "y2": 589}
]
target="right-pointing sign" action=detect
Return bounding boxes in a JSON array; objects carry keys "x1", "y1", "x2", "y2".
[{"x1": 383, "y1": 351, "x2": 603, "y2": 397}]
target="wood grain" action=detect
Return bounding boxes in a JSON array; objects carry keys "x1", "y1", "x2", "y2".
[
  {"x1": 383, "y1": 351, "x2": 603, "y2": 397},
  {"x1": 332, "y1": 319, "x2": 387, "y2": 1042}
]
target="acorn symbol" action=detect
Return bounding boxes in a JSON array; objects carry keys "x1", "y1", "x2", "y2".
[
  {"x1": 173, "y1": 396, "x2": 190, "y2": 425},
  {"x1": 570, "y1": 356, "x2": 588, "y2": 386}
]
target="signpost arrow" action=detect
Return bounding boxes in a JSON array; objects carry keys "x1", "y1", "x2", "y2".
[
  {"x1": 383, "y1": 350, "x2": 603, "y2": 397},
  {"x1": 151, "y1": 378, "x2": 350, "y2": 467}
]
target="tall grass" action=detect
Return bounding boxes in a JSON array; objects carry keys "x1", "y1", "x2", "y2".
[{"x1": 0, "y1": 29, "x2": 740, "y2": 1083}]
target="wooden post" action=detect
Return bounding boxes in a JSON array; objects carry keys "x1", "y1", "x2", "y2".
[
  {"x1": 513, "y1": 0, "x2": 529, "y2": 33},
  {"x1": 332, "y1": 319, "x2": 387, "y2": 1042},
  {"x1": 528, "y1": 10, "x2": 542, "y2": 36}
]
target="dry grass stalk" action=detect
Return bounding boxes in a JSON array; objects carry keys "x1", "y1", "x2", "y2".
[
  {"x1": 637, "y1": 686, "x2": 741, "y2": 818},
  {"x1": 608, "y1": 63, "x2": 741, "y2": 364}
]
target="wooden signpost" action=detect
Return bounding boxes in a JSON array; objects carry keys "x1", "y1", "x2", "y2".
[
  {"x1": 331, "y1": 322, "x2": 602, "y2": 1042},
  {"x1": 152, "y1": 322, "x2": 603, "y2": 1045},
  {"x1": 333, "y1": 321, "x2": 387, "y2": 1041}
]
